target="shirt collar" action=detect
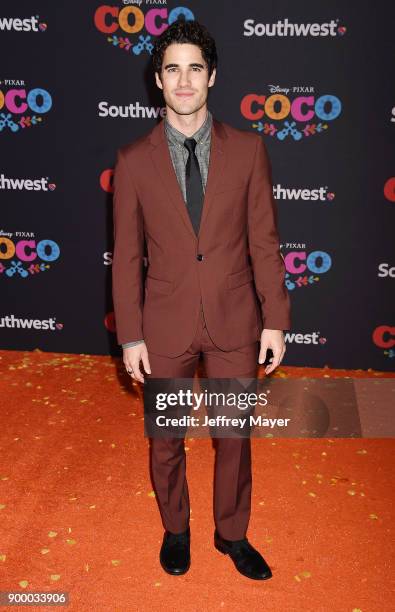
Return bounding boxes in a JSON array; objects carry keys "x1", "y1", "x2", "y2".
[{"x1": 164, "y1": 109, "x2": 212, "y2": 148}]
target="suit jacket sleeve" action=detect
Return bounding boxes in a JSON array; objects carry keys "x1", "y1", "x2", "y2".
[
  {"x1": 112, "y1": 148, "x2": 145, "y2": 345},
  {"x1": 247, "y1": 135, "x2": 291, "y2": 330}
]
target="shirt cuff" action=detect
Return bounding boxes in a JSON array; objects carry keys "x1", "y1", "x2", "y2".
[{"x1": 122, "y1": 340, "x2": 144, "y2": 348}]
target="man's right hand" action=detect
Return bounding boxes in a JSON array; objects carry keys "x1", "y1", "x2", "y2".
[{"x1": 123, "y1": 343, "x2": 151, "y2": 383}]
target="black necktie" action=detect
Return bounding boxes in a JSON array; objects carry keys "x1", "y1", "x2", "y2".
[{"x1": 184, "y1": 137, "x2": 204, "y2": 236}]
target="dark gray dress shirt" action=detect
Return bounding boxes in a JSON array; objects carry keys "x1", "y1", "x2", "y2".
[{"x1": 122, "y1": 109, "x2": 213, "y2": 349}]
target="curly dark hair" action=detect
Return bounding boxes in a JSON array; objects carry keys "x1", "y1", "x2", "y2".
[{"x1": 152, "y1": 18, "x2": 218, "y2": 79}]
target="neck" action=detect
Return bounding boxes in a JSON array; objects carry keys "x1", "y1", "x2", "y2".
[{"x1": 165, "y1": 106, "x2": 208, "y2": 137}]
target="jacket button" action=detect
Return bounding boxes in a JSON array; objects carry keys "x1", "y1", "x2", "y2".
[{"x1": 196, "y1": 253, "x2": 204, "y2": 261}]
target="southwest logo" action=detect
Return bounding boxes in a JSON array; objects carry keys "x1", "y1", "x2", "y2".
[
  {"x1": 0, "y1": 16, "x2": 47, "y2": 32},
  {"x1": 243, "y1": 18, "x2": 347, "y2": 38}
]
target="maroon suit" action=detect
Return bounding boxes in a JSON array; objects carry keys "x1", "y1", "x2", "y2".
[{"x1": 112, "y1": 116, "x2": 291, "y2": 539}]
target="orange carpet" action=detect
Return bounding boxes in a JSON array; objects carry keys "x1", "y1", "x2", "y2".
[{"x1": 0, "y1": 349, "x2": 394, "y2": 611}]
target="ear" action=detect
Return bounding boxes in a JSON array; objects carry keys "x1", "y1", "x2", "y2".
[
  {"x1": 155, "y1": 71, "x2": 163, "y2": 90},
  {"x1": 208, "y1": 67, "x2": 216, "y2": 88}
]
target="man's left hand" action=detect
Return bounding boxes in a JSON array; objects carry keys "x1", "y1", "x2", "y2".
[{"x1": 258, "y1": 329, "x2": 286, "y2": 375}]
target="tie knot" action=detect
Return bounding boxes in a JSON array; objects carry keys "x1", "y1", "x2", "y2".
[{"x1": 184, "y1": 137, "x2": 197, "y2": 153}]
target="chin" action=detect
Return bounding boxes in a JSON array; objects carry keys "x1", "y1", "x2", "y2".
[
  {"x1": 177, "y1": 108, "x2": 199, "y2": 116},
  {"x1": 170, "y1": 106, "x2": 198, "y2": 116},
  {"x1": 169, "y1": 99, "x2": 205, "y2": 116}
]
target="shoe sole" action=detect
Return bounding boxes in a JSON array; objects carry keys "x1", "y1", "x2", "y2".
[{"x1": 214, "y1": 541, "x2": 272, "y2": 581}]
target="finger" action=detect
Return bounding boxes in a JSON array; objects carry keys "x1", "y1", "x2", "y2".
[
  {"x1": 131, "y1": 370, "x2": 144, "y2": 383},
  {"x1": 124, "y1": 360, "x2": 133, "y2": 374},
  {"x1": 258, "y1": 343, "x2": 268, "y2": 365},
  {"x1": 131, "y1": 360, "x2": 145, "y2": 383},
  {"x1": 264, "y1": 362, "x2": 276, "y2": 375},
  {"x1": 265, "y1": 355, "x2": 281, "y2": 374},
  {"x1": 141, "y1": 352, "x2": 151, "y2": 375},
  {"x1": 125, "y1": 367, "x2": 135, "y2": 379},
  {"x1": 133, "y1": 365, "x2": 144, "y2": 382},
  {"x1": 265, "y1": 348, "x2": 282, "y2": 374}
]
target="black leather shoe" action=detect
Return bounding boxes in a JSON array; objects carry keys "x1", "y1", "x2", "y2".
[
  {"x1": 214, "y1": 529, "x2": 272, "y2": 580},
  {"x1": 159, "y1": 527, "x2": 190, "y2": 575}
]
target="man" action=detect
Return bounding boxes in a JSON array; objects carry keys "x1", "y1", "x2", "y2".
[{"x1": 112, "y1": 19, "x2": 291, "y2": 580}]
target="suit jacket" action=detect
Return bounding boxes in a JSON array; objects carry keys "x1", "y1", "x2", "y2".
[{"x1": 112, "y1": 116, "x2": 291, "y2": 358}]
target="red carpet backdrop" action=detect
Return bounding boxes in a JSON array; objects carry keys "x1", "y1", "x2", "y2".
[{"x1": 1, "y1": 1, "x2": 394, "y2": 369}]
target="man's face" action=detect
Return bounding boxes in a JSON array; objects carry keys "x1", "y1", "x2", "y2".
[{"x1": 155, "y1": 43, "x2": 216, "y2": 116}]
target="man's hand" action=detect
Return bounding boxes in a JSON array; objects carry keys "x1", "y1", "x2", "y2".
[
  {"x1": 123, "y1": 343, "x2": 151, "y2": 383},
  {"x1": 258, "y1": 329, "x2": 286, "y2": 375}
]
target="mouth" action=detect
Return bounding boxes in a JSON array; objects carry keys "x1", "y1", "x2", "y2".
[{"x1": 175, "y1": 92, "x2": 194, "y2": 98}]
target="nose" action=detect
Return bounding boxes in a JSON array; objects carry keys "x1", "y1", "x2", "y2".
[{"x1": 178, "y1": 69, "x2": 191, "y2": 87}]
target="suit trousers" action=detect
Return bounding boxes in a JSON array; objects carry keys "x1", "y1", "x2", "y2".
[{"x1": 147, "y1": 300, "x2": 259, "y2": 540}]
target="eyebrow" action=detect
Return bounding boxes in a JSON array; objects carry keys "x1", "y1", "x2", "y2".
[{"x1": 163, "y1": 62, "x2": 206, "y2": 70}]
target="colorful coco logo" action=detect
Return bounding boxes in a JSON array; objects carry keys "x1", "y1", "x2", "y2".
[
  {"x1": 0, "y1": 81, "x2": 53, "y2": 133},
  {"x1": 372, "y1": 325, "x2": 395, "y2": 359},
  {"x1": 241, "y1": 86, "x2": 342, "y2": 140},
  {"x1": 94, "y1": 5, "x2": 195, "y2": 56},
  {"x1": 0, "y1": 232, "x2": 60, "y2": 278},
  {"x1": 280, "y1": 243, "x2": 332, "y2": 290}
]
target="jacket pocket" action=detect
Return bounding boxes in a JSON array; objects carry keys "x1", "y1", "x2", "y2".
[
  {"x1": 228, "y1": 266, "x2": 254, "y2": 290},
  {"x1": 145, "y1": 274, "x2": 174, "y2": 295}
]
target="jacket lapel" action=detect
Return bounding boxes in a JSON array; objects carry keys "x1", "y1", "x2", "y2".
[{"x1": 149, "y1": 116, "x2": 227, "y2": 241}]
